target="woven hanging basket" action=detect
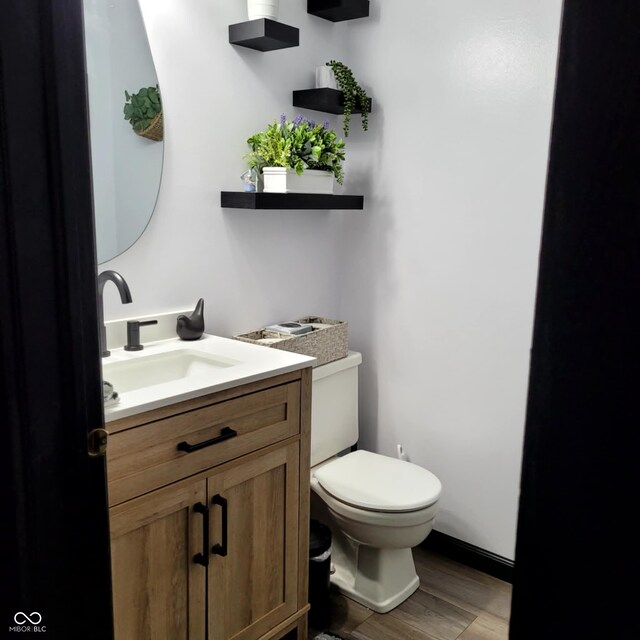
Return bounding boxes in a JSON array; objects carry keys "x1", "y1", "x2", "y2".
[{"x1": 136, "y1": 111, "x2": 163, "y2": 142}]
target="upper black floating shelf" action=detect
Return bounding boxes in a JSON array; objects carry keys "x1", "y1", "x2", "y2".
[
  {"x1": 293, "y1": 88, "x2": 372, "y2": 115},
  {"x1": 229, "y1": 19, "x2": 299, "y2": 51},
  {"x1": 307, "y1": 0, "x2": 370, "y2": 22},
  {"x1": 221, "y1": 192, "x2": 364, "y2": 210}
]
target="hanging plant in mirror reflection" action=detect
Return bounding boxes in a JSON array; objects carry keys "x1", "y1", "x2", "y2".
[{"x1": 123, "y1": 85, "x2": 163, "y2": 141}]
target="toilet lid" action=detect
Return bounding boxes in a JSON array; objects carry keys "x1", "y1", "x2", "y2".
[{"x1": 314, "y1": 450, "x2": 442, "y2": 512}]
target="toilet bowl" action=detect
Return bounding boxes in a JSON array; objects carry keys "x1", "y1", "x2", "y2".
[
  {"x1": 310, "y1": 450, "x2": 441, "y2": 612},
  {"x1": 310, "y1": 353, "x2": 442, "y2": 613}
]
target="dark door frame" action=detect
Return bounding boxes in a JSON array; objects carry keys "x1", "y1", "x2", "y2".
[
  {"x1": 1, "y1": 1, "x2": 113, "y2": 637},
  {"x1": 511, "y1": 1, "x2": 640, "y2": 637}
]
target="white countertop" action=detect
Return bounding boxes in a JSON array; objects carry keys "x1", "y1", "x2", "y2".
[{"x1": 102, "y1": 334, "x2": 315, "y2": 422}]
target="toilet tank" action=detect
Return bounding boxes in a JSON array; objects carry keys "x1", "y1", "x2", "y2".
[{"x1": 310, "y1": 351, "x2": 362, "y2": 467}]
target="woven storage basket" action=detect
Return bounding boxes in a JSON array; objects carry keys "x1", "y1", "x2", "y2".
[
  {"x1": 233, "y1": 316, "x2": 348, "y2": 367},
  {"x1": 136, "y1": 111, "x2": 163, "y2": 141}
]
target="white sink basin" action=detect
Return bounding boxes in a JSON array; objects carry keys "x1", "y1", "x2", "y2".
[
  {"x1": 102, "y1": 334, "x2": 315, "y2": 422},
  {"x1": 102, "y1": 349, "x2": 239, "y2": 394}
]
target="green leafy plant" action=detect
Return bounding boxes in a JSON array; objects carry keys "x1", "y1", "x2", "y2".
[
  {"x1": 123, "y1": 85, "x2": 162, "y2": 133},
  {"x1": 246, "y1": 114, "x2": 346, "y2": 184},
  {"x1": 326, "y1": 60, "x2": 369, "y2": 137}
]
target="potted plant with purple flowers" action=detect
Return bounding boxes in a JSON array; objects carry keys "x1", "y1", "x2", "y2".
[{"x1": 245, "y1": 114, "x2": 346, "y2": 194}]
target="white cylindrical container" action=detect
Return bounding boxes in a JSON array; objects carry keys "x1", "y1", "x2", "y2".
[
  {"x1": 262, "y1": 167, "x2": 334, "y2": 194},
  {"x1": 315, "y1": 66, "x2": 338, "y2": 90},
  {"x1": 248, "y1": 0, "x2": 279, "y2": 21}
]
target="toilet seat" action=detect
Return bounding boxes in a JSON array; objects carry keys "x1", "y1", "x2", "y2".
[{"x1": 313, "y1": 450, "x2": 442, "y2": 513}]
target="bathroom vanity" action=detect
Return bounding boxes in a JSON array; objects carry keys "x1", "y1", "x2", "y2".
[{"x1": 103, "y1": 335, "x2": 314, "y2": 640}]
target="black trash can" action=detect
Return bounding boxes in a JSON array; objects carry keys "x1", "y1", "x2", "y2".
[{"x1": 309, "y1": 519, "x2": 332, "y2": 630}]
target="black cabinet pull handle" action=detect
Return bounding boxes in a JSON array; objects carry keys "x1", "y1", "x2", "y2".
[
  {"x1": 177, "y1": 427, "x2": 237, "y2": 454},
  {"x1": 211, "y1": 494, "x2": 228, "y2": 557},
  {"x1": 193, "y1": 502, "x2": 209, "y2": 567}
]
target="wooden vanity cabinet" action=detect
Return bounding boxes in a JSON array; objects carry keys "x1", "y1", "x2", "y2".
[
  {"x1": 106, "y1": 369, "x2": 312, "y2": 640},
  {"x1": 109, "y1": 476, "x2": 206, "y2": 639}
]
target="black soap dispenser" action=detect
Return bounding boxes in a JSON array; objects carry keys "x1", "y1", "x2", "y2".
[{"x1": 176, "y1": 298, "x2": 205, "y2": 340}]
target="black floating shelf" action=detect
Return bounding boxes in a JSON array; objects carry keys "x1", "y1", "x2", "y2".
[
  {"x1": 307, "y1": 0, "x2": 370, "y2": 22},
  {"x1": 229, "y1": 19, "x2": 299, "y2": 52},
  {"x1": 221, "y1": 192, "x2": 364, "y2": 210},
  {"x1": 293, "y1": 88, "x2": 372, "y2": 115}
]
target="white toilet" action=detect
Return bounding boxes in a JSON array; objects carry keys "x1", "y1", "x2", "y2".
[{"x1": 310, "y1": 351, "x2": 442, "y2": 614}]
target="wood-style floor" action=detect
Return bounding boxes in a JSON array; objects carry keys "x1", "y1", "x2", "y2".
[{"x1": 311, "y1": 547, "x2": 512, "y2": 640}]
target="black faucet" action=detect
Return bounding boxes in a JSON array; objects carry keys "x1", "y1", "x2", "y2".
[
  {"x1": 125, "y1": 319, "x2": 158, "y2": 351},
  {"x1": 97, "y1": 270, "x2": 132, "y2": 357}
]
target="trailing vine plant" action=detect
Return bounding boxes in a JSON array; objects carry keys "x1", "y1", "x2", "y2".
[{"x1": 326, "y1": 60, "x2": 369, "y2": 137}]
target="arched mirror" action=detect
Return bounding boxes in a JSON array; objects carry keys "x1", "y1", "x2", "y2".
[{"x1": 83, "y1": 0, "x2": 164, "y2": 264}]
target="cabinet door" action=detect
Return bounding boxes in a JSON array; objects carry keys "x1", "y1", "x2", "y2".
[
  {"x1": 110, "y1": 479, "x2": 207, "y2": 639},
  {"x1": 208, "y1": 443, "x2": 300, "y2": 640}
]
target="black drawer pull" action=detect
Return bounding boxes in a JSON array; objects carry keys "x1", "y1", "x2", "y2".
[
  {"x1": 177, "y1": 427, "x2": 238, "y2": 453},
  {"x1": 193, "y1": 502, "x2": 209, "y2": 567},
  {"x1": 211, "y1": 494, "x2": 228, "y2": 557}
]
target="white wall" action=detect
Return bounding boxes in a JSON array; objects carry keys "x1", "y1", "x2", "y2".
[
  {"x1": 100, "y1": 0, "x2": 562, "y2": 560},
  {"x1": 338, "y1": 0, "x2": 562, "y2": 558},
  {"x1": 101, "y1": 0, "x2": 351, "y2": 337}
]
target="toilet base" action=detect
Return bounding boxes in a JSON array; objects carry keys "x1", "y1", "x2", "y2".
[{"x1": 330, "y1": 532, "x2": 421, "y2": 613}]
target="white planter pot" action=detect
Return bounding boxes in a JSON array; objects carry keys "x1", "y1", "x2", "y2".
[
  {"x1": 248, "y1": 0, "x2": 279, "y2": 21},
  {"x1": 262, "y1": 168, "x2": 334, "y2": 194},
  {"x1": 315, "y1": 66, "x2": 338, "y2": 90}
]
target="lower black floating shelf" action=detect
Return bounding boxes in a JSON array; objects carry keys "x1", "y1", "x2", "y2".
[
  {"x1": 307, "y1": 0, "x2": 370, "y2": 22},
  {"x1": 293, "y1": 88, "x2": 372, "y2": 115},
  {"x1": 221, "y1": 192, "x2": 364, "y2": 210},
  {"x1": 228, "y1": 19, "x2": 299, "y2": 52}
]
